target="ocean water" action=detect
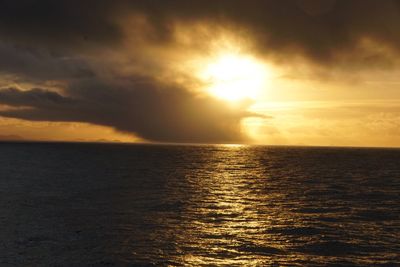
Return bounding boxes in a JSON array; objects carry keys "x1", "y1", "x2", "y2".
[{"x1": 0, "y1": 143, "x2": 399, "y2": 266}]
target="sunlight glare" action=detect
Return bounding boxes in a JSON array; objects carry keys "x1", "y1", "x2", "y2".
[{"x1": 200, "y1": 53, "x2": 270, "y2": 102}]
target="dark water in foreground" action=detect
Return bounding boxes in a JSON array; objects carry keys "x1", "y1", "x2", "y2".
[{"x1": 0, "y1": 143, "x2": 399, "y2": 266}]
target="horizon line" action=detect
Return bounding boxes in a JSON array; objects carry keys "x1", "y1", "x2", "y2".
[{"x1": 1, "y1": 139, "x2": 400, "y2": 150}]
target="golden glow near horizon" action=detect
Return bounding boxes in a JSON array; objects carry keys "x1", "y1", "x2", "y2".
[
  {"x1": 0, "y1": 117, "x2": 139, "y2": 143},
  {"x1": 3, "y1": 30, "x2": 400, "y2": 147},
  {"x1": 199, "y1": 53, "x2": 270, "y2": 102}
]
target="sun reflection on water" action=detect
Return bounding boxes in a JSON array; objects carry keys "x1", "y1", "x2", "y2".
[{"x1": 167, "y1": 146, "x2": 284, "y2": 266}]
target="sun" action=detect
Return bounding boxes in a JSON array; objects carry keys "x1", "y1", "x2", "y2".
[{"x1": 199, "y1": 53, "x2": 269, "y2": 102}]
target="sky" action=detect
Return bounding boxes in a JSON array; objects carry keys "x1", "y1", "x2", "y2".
[{"x1": 1, "y1": 0, "x2": 400, "y2": 147}]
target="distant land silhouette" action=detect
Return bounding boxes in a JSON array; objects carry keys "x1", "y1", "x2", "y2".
[{"x1": 0, "y1": 134, "x2": 23, "y2": 141}]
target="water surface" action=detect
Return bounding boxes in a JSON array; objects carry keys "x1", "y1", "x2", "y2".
[{"x1": 0, "y1": 143, "x2": 399, "y2": 266}]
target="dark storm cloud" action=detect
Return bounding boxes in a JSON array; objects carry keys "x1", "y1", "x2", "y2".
[
  {"x1": 5, "y1": 0, "x2": 399, "y2": 78},
  {"x1": 0, "y1": 87, "x2": 72, "y2": 107},
  {"x1": 0, "y1": 42, "x2": 94, "y2": 81},
  {"x1": 1, "y1": 0, "x2": 400, "y2": 61},
  {"x1": 0, "y1": 80, "x2": 250, "y2": 143},
  {"x1": 0, "y1": 0, "x2": 122, "y2": 48},
  {"x1": 126, "y1": 0, "x2": 400, "y2": 64}
]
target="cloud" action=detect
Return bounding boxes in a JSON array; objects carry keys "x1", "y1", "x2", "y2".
[
  {"x1": 2, "y1": 0, "x2": 400, "y2": 64},
  {"x1": 1, "y1": 0, "x2": 400, "y2": 143},
  {"x1": 0, "y1": 0, "x2": 122, "y2": 49},
  {"x1": 121, "y1": 0, "x2": 400, "y2": 66},
  {"x1": 0, "y1": 42, "x2": 94, "y2": 82},
  {"x1": 0, "y1": 79, "x2": 251, "y2": 143}
]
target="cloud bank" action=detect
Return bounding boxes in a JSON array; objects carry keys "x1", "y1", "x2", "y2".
[{"x1": 0, "y1": 81, "x2": 250, "y2": 143}]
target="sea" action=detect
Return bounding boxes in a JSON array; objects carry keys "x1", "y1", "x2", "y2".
[{"x1": 0, "y1": 142, "x2": 399, "y2": 266}]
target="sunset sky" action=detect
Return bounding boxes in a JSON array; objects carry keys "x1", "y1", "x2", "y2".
[{"x1": 1, "y1": 0, "x2": 400, "y2": 147}]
